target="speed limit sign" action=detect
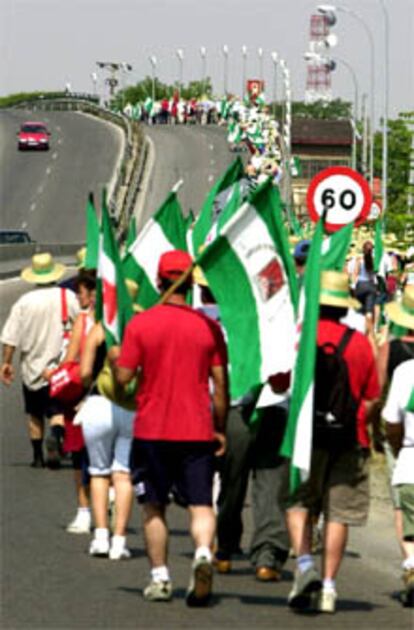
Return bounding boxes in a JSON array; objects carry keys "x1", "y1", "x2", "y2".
[{"x1": 307, "y1": 166, "x2": 372, "y2": 232}]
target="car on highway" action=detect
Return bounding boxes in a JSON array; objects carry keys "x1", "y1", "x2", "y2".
[
  {"x1": 17, "y1": 121, "x2": 50, "y2": 150},
  {"x1": 0, "y1": 229, "x2": 34, "y2": 244}
]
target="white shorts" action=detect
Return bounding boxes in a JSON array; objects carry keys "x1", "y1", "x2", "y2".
[{"x1": 78, "y1": 395, "x2": 134, "y2": 476}]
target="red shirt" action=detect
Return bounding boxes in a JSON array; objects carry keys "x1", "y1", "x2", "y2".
[
  {"x1": 118, "y1": 304, "x2": 227, "y2": 441},
  {"x1": 317, "y1": 319, "x2": 380, "y2": 448}
]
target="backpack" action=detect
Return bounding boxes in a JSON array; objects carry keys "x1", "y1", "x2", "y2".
[{"x1": 313, "y1": 328, "x2": 358, "y2": 449}]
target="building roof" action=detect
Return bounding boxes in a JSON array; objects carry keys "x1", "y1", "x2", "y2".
[{"x1": 292, "y1": 118, "x2": 353, "y2": 146}]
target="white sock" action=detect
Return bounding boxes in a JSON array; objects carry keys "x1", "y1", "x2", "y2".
[
  {"x1": 297, "y1": 554, "x2": 314, "y2": 574},
  {"x1": 323, "y1": 578, "x2": 336, "y2": 592},
  {"x1": 151, "y1": 565, "x2": 170, "y2": 583},
  {"x1": 195, "y1": 546, "x2": 213, "y2": 562},
  {"x1": 403, "y1": 555, "x2": 414, "y2": 570},
  {"x1": 77, "y1": 507, "x2": 90, "y2": 515},
  {"x1": 111, "y1": 535, "x2": 126, "y2": 549},
  {"x1": 94, "y1": 527, "x2": 109, "y2": 540}
]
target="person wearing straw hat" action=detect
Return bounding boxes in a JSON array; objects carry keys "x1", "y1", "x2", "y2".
[
  {"x1": 0, "y1": 253, "x2": 79, "y2": 468},
  {"x1": 286, "y1": 271, "x2": 380, "y2": 614},
  {"x1": 116, "y1": 250, "x2": 229, "y2": 606},
  {"x1": 376, "y1": 287, "x2": 414, "y2": 570}
]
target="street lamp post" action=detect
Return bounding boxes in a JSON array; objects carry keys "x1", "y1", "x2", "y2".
[
  {"x1": 200, "y1": 46, "x2": 207, "y2": 95},
  {"x1": 176, "y1": 48, "x2": 184, "y2": 98},
  {"x1": 270, "y1": 51, "x2": 279, "y2": 119},
  {"x1": 258, "y1": 47, "x2": 264, "y2": 83},
  {"x1": 149, "y1": 55, "x2": 157, "y2": 102},
  {"x1": 278, "y1": 58, "x2": 293, "y2": 224},
  {"x1": 222, "y1": 45, "x2": 229, "y2": 95},
  {"x1": 305, "y1": 52, "x2": 359, "y2": 170},
  {"x1": 90, "y1": 72, "x2": 98, "y2": 98},
  {"x1": 241, "y1": 45, "x2": 248, "y2": 99},
  {"x1": 379, "y1": 0, "x2": 389, "y2": 216},
  {"x1": 317, "y1": 5, "x2": 375, "y2": 191}
]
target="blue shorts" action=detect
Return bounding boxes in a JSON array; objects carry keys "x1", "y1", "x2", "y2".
[{"x1": 129, "y1": 439, "x2": 214, "y2": 507}]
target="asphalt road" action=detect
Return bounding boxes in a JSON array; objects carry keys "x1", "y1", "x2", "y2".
[
  {"x1": 0, "y1": 122, "x2": 412, "y2": 629},
  {"x1": 0, "y1": 109, "x2": 122, "y2": 243}
]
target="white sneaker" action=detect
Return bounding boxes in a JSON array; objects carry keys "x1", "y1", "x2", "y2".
[
  {"x1": 89, "y1": 537, "x2": 110, "y2": 557},
  {"x1": 66, "y1": 511, "x2": 91, "y2": 534},
  {"x1": 318, "y1": 588, "x2": 337, "y2": 613},
  {"x1": 109, "y1": 536, "x2": 132, "y2": 560}
]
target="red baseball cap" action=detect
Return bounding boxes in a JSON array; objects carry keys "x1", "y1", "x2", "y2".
[{"x1": 157, "y1": 250, "x2": 193, "y2": 280}]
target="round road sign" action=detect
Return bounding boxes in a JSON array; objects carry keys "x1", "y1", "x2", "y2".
[{"x1": 307, "y1": 166, "x2": 372, "y2": 232}]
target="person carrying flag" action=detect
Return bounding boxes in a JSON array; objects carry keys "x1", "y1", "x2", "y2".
[
  {"x1": 286, "y1": 270, "x2": 380, "y2": 614},
  {"x1": 115, "y1": 250, "x2": 229, "y2": 606}
]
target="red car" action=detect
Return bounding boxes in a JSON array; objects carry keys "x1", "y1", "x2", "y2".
[{"x1": 17, "y1": 121, "x2": 50, "y2": 150}]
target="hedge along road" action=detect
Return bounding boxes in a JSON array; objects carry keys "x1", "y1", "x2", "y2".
[{"x1": 0, "y1": 120, "x2": 412, "y2": 628}]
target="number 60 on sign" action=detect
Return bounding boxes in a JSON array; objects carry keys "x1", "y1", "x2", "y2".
[{"x1": 306, "y1": 166, "x2": 372, "y2": 233}]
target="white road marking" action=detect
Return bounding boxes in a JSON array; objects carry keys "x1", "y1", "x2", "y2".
[
  {"x1": 57, "y1": 139, "x2": 62, "y2": 145},
  {"x1": 209, "y1": 144, "x2": 214, "y2": 150},
  {"x1": 52, "y1": 152, "x2": 58, "y2": 160},
  {"x1": 210, "y1": 159, "x2": 215, "y2": 166},
  {"x1": 37, "y1": 186, "x2": 43, "y2": 195},
  {"x1": 21, "y1": 221, "x2": 28, "y2": 229},
  {"x1": 208, "y1": 174, "x2": 214, "y2": 182},
  {"x1": 46, "y1": 167, "x2": 52, "y2": 175},
  {"x1": 30, "y1": 202, "x2": 36, "y2": 212}
]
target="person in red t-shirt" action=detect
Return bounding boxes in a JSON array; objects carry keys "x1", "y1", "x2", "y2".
[
  {"x1": 116, "y1": 250, "x2": 229, "y2": 606},
  {"x1": 286, "y1": 271, "x2": 380, "y2": 614}
]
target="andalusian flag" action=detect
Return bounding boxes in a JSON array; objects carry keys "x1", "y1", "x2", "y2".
[
  {"x1": 227, "y1": 120, "x2": 242, "y2": 145},
  {"x1": 144, "y1": 97, "x2": 154, "y2": 116},
  {"x1": 192, "y1": 157, "x2": 245, "y2": 253},
  {"x1": 95, "y1": 194, "x2": 134, "y2": 348},
  {"x1": 125, "y1": 215, "x2": 137, "y2": 250},
  {"x1": 127, "y1": 191, "x2": 187, "y2": 308},
  {"x1": 197, "y1": 179, "x2": 298, "y2": 400},
  {"x1": 374, "y1": 218, "x2": 384, "y2": 273},
  {"x1": 84, "y1": 193, "x2": 100, "y2": 270},
  {"x1": 321, "y1": 222, "x2": 353, "y2": 271},
  {"x1": 280, "y1": 219, "x2": 324, "y2": 492}
]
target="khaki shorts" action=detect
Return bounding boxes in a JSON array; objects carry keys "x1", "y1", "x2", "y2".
[
  {"x1": 289, "y1": 446, "x2": 370, "y2": 526},
  {"x1": 398, "y1": 484, "x2": 414, "y2": 540}
]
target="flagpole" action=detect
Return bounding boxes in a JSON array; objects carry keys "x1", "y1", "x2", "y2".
[{"x1": 159, "y1": 264, "x2": 195, "y2": 304}]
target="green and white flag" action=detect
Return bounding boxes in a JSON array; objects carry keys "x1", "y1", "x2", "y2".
[
  {"x1": 219, "y1": 97, "x2": 231, "y2": 120},
  {"x1": 321, "y1": 222, "x2": 354, "y2": 271},
  {"x1": 84, "y1": 193, "x2": 100, "y2": 270},
  {"x1": 131, "y1": 102, "x2": 142, "y2": 120},
  {"x1": 144, "y1": 97, "x2": 154, "y2": 115},
  {"x1": 280, "y1": 219, "x2": 324, "y2": 492},
  {"x1": 197, "y1": 179, "x2": 298, "y2": 400},
  {"x1": 290, "y1": 156, "x2": 302, "y2": 178},
  {"x1": 227, "y1": 120, "x2": 242, "y2": 145},
  {"x1": 95, "y1": 195, "x2": 134, "y2": 348},
  {"x1": 374, "y1": 217, "x2": 384, "y2": 274},
  {"x1": 192, "y1": 157, "x2": 245, "y2": 254},
  {"x1": 128, "y1": 191, "x2": 187, "y2": 308}
]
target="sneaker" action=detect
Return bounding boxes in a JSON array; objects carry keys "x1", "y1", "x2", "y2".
[
  {"x1": 318, "y1": 588, "x2": 337, "y2": 613},
  {"x1": 66, "y1": 511, "x2": 91, "y2": 534},
  {"x1": 45, "y1": 435, "x2": 61, "y2": 469},
  {"x1": 402, "y1": 568, "x2": 414, "y2": 608},
  {"x1": 89, "y1": 537, "x2": 110, "y2": 557},
  {"x1": 109, "y1": 536, "x2": 131, "y2": 560},
  {"x1": 288, "y1": 566, "x2": 322, "y2": 610},
  {"x1": 30, "y1": 457, "x2": 45, "y2": 469},
  {"x1": 143, "y1": 580, "x2": 173, "y2": 602},
  {"x1": 186, "y1": 557, "x2": 213, "y2": 607}
]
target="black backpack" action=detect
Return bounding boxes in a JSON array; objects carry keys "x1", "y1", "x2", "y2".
[{"x1": 313, "y1": 328, "x2": 358, "y2": 449}]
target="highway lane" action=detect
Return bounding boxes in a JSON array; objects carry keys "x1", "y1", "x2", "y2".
[
  {"x1": 0, "y1": 123, "x2": 412, "y2": 628},
  {"x1": 0, "y1": 109, "x2": 123, "y2": 243},
  {"x1": 140, "y1": 124, "x2": 235, "y2": 228}
]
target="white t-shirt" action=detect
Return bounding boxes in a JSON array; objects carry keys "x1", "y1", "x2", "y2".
[
  {"x1": 382, "y1": 359, "x2": 414, "y2": 485},
  {"x1": 1, "y1": 286, "x2": 79, "y2": 390}
]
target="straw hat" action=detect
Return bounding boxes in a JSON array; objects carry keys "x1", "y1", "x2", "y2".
[
  {"x1": 21, "y1": 252, "x2": 66, "y2": 284},
  {"x1": 76, "y1": 247, "x2": 86, "y2": 268},
  {"x1": 385, "y1": 286, "x2": 414, "y2": 330},
  {"x1": 319, "y1": 270, "x2": 361, "y2": 310}
]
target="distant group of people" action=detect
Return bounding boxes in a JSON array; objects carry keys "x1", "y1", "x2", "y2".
[{"x1": 1, "y1": 229, "x2": 414, "y2": 613}]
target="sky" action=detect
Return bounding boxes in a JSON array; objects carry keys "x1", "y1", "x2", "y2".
[{"x1": 1, "y1": 0, "x2": 413, "y2": 124}]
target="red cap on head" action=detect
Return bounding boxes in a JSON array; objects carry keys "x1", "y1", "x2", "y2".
[{"x1": 157, "y1": 250, "x2": 193, "y2": 280}]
